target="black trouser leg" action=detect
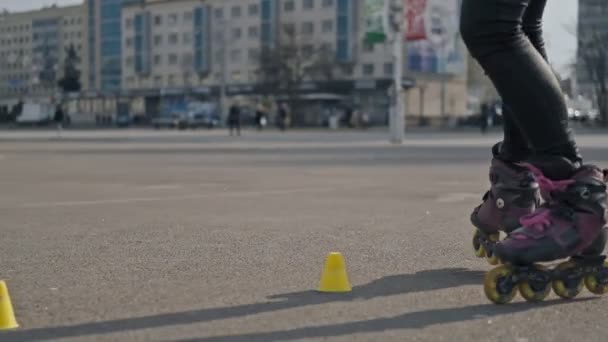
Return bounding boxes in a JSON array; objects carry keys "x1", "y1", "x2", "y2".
[{"x1": 461, "y1": 0, "x2": 580, "y2": 164}]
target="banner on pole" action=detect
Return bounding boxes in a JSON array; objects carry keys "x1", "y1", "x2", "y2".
[
  {"x1": 405, "y1": 0, "x2": 467, "y2": 75},
  {"x1": 364, "y1": 0, "x2": 386, "y2": 43},
  {"x1": 405, "y1": 0, "x2": 427, "y2": 41}
]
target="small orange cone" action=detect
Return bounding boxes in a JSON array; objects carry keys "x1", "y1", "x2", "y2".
[
  {"x1": 0, "y1": 281, "x2": 18, "y2": 330},
  {"x1": 317, "y1": 252, "x2": 352, "y2": 293}
]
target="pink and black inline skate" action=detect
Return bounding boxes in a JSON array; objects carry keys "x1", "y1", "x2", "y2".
[{"x1": 483, "y1": 159, "x2": 608, "y2": 304}]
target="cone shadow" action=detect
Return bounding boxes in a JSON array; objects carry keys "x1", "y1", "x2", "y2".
[{"x1": 0, "y1": 268, "x2": 484, "y2": 341}]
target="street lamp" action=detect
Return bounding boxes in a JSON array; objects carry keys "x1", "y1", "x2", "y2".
[
  {"x1": 384, "y1": 0, "x2": 405, "y2": 144},
  {"x1": 216, "y1": 19, "x2": 230, "y2": 124}
]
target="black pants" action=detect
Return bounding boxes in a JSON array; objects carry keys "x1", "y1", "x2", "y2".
[
  {"x1": 229, "y1": 120, "x2": 241, "y2": 136},
  {"x1": 460, "y1": 0, "x2": 580, "y2": 163}
]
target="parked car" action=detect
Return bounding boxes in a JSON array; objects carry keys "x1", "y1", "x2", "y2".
[
  {"x1": 184, "y1": 101, "x2": 221, "y2": 129},
  {"x1": 152, "y1": 114, "x2": 181, "y2": 129},
  {"x1": 17, "y1": 102, "x2": 53, "y2": 125},
  {"x1": 185, "y1": 111, "x2": 220, "y2": 129}
]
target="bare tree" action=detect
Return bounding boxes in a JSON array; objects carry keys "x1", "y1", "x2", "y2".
[
  {"x1": 577, "y1": 1, "x2": 608, "y2": 126},
  {"x1": 257, "y1": 25, "x2": 339, "y2": 123},
  {"x1": 579, "y1": 29, "x2": 608, "y2": 125}
]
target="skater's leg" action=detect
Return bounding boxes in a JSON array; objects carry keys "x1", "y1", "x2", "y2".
[
  {"x1": 460, "y1": 0, "x2": 581, "y2": 168},
  {"x1": 497, "y1": 0, "x2": 548, "y2": 162},
  {"x1": 522, "y1": 0, "x2": 548, "y2": 61},
  {"x1": 500, "y1": 107, "x2": 530, "y2": 162}
]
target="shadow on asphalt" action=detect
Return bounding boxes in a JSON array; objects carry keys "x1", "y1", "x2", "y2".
[
  {"x1": 0, "y1": 268, "x2": 592, "y2": 341},
  {"x1": 171, "y1": 298, "x2": 596, "y2": 342}
]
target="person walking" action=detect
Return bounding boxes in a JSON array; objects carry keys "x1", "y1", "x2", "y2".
[{"x1": 228, "y1": 102, "x2": 241, "y2": 136}]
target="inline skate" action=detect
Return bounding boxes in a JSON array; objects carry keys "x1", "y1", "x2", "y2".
[
  {"x1": 472, "y1": 144, "x2": 540, "y2": 265},
  {"x1": 484, "y1": 163, "x2": 608, "y2": 304}
]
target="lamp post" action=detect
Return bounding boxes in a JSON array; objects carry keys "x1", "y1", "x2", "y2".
[{"x1": 384, "y1": 0, "x2": 405, "y2": 144}]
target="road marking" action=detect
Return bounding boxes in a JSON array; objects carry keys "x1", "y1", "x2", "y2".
[
  {"x1": 141, "y1": 184, "x2": 182, "y2": 190},
  {"x1": 14, "y1": 187, "x2": 340, "y2": 209}
]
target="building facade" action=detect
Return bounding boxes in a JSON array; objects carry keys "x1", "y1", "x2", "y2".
[
  {"x1": 86, "y1": 0, "x2": 147, "y2": 93},
  {"x1": 0, "y1": 0, "x2": 469, "y2": 126},
  {"x1": 120, "y1": 0, "x2": 409, "y2": 124},
  {"x1": 0, "y1": 5, "x2": 86, "y2": 102},
  {"x1": 576, "y1": 0, "x2": 608, "y2": 98}
]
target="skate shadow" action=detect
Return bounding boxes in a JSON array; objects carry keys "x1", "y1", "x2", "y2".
[
  {"x1": 170, "y1": 298, "x2": 598, "y2": 342},
  {"x1": 0, "y1": 268, "x2": 483, "y2": 341}
]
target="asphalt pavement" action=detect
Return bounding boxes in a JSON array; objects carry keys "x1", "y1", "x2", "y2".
[{"x1": 1, "y1": 129, "x2": 608, "y2": 341}]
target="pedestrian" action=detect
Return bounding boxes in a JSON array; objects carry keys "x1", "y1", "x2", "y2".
[
  {"x1": 462, "y1": 0, "x2": 608, "y2": 302},
  {"x1": 227, "y1": 102, "x2": 241, "y2": 136},
  {"x1": 54, "y1": 105, "x2": 65, "y2": 138},
  {"x1": 278, "y1": 103, "x2": 288, "y2": 131},
  {"x1": 479, "y1": 102, "x2": 489, "y2": 134},
  {"x1": 255, "y1": 103, "x2": 266, "y2": 131}
]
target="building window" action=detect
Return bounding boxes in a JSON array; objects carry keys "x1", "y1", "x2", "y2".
[
  {"x1": 125, "y1": 18, "x2": 133, "y2": 29},
  {"x1": 168, "y1": 74, "x2": 176, "y2": 86},
  {"x1": 154, "y1": 55, "x2": 162, "y2": 65},
  {"x1": 126, "y1": 56, "x2": 134, "y2": 67},
  {"x1": 302, "y1": 22, "x2": 314, "y2": 35},
  {"x1": 126, "y1": 37, "x2": 133, "y2": 47},
  {"x1": 183, "y1": 32, "x2": 192, "y2": 44},
  {"x1": 169, "y1": 33, "x2": 179, "y2": 45},
  {"x1": 154, "y1": 15, "x2": 162, "y2": 26},
  {"x1": 168, "y1": 13, "x2": 178, "y2": 25},
  {"x1": 283, "y1": 23, "x2": 295, "y2": 35},
  {"x1": 363, "y1": 42, "x2": 374, "y2": 52},
  {"x1": 302, "y1": 44, "x2": 314, "y2": 58},
  {"x1": 303, "y1": 0, "x2": 314, "y2": 10},
  {"x1": 284, "y1": 1, "x2": 295, "y2": 12},
  {"x1": 214, "y1": 8, "x2": 223, "y2": 19},
  {"x1": 231, "y1": 6, "x2": 241, "y2": 18},
  {"x1": 363, "y1": 64, "x2": 374, "y2": 75},
  {"x1": 184, "y1": 12, "x2": 193, "y2": 22},
  {"x1": 384, "y1": 63, "x2": 394, "y2": 75},
  {"x1": 322, "y1": 0, "x2": 334, "y2": 7},
  {"x1": 231, "y1": 71, "x2": 241, "y2": 81},
  {"x1": 154, "y1": 35, "x2": 162, "y2": 46},
  {"x1": 233, "y1": 28, "x2": 242, "y2": 39},
  {"x1": 322, "y1": 20, "x2": 333, "y2": 33},
  {"x1": 154, "y1": 75, "x2": 162, "y2": 86},
  {"x1": 248, "y1": 48, "x2": 258, "y2": 62},
  {"x1": 249, "y1": 4, "x2": 259, "y2": 16},
  {"x1": 169, "y1": 54, "x2": 178, "y2": 65},
  {"x1": 230, "y1": 49, "x2": 241, "y2": 63},
  {"x1": 248, "y1": 26, "x2": 259, "y2": 38}
]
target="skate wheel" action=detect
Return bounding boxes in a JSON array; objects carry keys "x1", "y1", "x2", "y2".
[
  {"x1": 519, "y1": 265, "x2": 551, "y2": 302},
  {"x1": 552, "y1": 261, "x2": 584, "y2": 299},
  {"x1": 584, "y1": 261, "x2": 608, "y2": 295},
  {"x1": 473, "y1": 230, "x2": 486, "y2": 258},
  {"x1": 485, "y1": 234, "x2": 501, "y2": 265},
  {"x1": 484, "y1": 265, "x2": 517, "y2": 304},
  {"x1": 487, "y1": 254, "x2": 501, "y2": 266}
]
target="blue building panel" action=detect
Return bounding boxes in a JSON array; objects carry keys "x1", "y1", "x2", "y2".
[
  {"x1": 194, "y1": 6, "x2": 210, "y2": 73},
  {"x1": 336, "y1": 0, "x2": 353, "y2": 63},
  {"x1": 260, "y1": 0, "x2": 277, "y2": 49},
  {"x1": 99, "y1": 0, "x2": 125, "y2": 91},
  {"x1": 134, "y1": 12, "x2": 151, "y2": 74}
]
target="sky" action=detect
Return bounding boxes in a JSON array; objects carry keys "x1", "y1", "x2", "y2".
[{"x1": 1, "y1": 0, "x2": 579, "y2": 75}]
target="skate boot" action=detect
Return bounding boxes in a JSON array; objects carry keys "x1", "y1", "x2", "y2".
[
  {"x1": 472, "y1": 145, "x2": 540, "y2": 265},
  {"x1": 484, "y1": 162, "x2": 608, "y2": 304}
]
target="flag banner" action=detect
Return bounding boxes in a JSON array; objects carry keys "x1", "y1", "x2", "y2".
[
  {"x1": 364, "y1": 0, "x2": 387, "y2": 43},
  {"x1": 406, "y1": 0, "x2": 466, "y2": 75}
]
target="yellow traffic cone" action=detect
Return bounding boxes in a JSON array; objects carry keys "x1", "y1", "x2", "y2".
[
  {"x1": 317, "y1": 252, "x2": 352, "y2": 293},
  {"x1": 0, "y1": 281, "x2": 19, "y2": 330}
]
